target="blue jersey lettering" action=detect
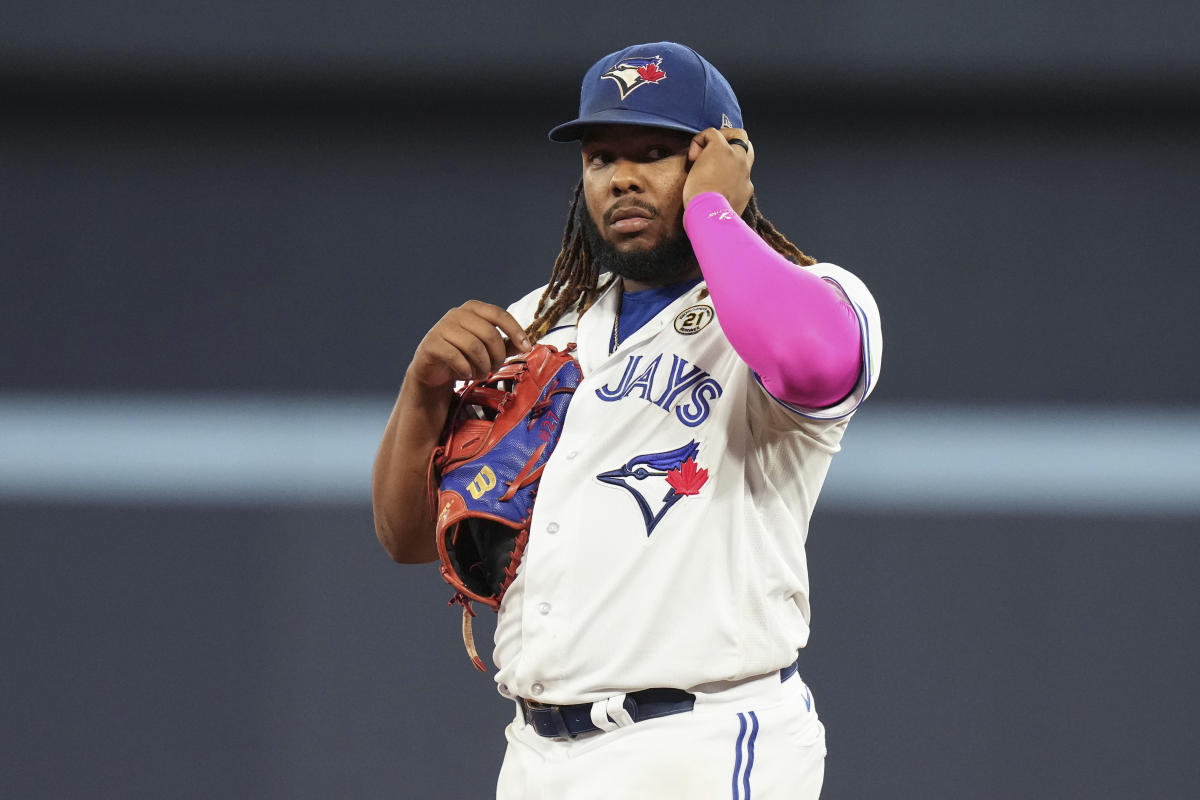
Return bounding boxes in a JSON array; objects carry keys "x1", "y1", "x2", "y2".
[
  {"x1": 625, "y1": 354, "x2": 661, "y2": 401},
  {"x1": 595, "y1": 355, "x2": 642, "y2": 401},
  {"x1": 656, "y1": 355, "x2": 707, "y2": 409},
  {"x1": 597, "y1": 353, "x2": 723, "y2": 427},
  {"x1": 676, "y1": 378, "x2": 723, "y2": 427}
]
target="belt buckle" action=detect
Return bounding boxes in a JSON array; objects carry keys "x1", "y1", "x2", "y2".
[{"x1": 524, "y1": 699, "x2": 574, "y2": 740}]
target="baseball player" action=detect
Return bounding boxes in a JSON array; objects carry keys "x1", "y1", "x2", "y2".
[{"x1": 373, "y1": 42, "x2": 882, "y2": 799}]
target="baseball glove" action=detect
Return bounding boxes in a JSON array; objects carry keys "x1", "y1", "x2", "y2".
[{"x1": 430, "y1": 343, "x2": 582, "y2": 671}]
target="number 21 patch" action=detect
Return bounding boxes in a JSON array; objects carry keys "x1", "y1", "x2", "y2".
[{"x1": 674, "y1": 304, "x2": 714, "y2": 335}]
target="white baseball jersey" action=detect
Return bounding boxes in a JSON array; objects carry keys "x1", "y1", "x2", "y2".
[{"x1": 492, "y1": 264, "x2": 882, "y2": 705}]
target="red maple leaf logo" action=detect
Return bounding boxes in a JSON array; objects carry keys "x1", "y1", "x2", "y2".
[
  {"x1": 637, "y1": 63, "x2": 666, "y2": 83},
  {"x1": 666, "y1": 458, "x2": 708, "y2": 496}
]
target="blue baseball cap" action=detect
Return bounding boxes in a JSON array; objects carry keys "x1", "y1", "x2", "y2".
[{"x1": 548, "y1": 42, "x2": 742, "y2": 142}]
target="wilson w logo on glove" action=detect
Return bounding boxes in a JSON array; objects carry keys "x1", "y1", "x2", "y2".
[{"x1": 430, "y1": 343, "x2": 582, "y2": 671}]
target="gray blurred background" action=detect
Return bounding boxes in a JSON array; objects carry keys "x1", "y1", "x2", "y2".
[{"x1": 3, "y1": 2, "x2": 1198, "y2": 798}]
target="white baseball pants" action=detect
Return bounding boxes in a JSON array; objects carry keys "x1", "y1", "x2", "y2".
[{"x1": 496, "y1": 671, "x2": 825, "y2": 800}]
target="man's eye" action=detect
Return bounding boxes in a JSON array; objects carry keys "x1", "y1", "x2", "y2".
[
  {"x1": 646, "y1": 147, "x2": 668, "y2": 160},
  {"x1": 586, "y1": 152, "x2": 611, "y2": 167}
]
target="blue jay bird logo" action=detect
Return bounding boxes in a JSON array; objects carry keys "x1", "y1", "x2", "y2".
[
  {"x1": 597, "y1": 440, "x2": 709, "y2": 536},
  {"x1": 600, "y1": 55, "x2": 668, "y2": 100}
]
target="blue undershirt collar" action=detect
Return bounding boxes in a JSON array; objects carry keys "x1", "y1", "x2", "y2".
[{"x1": 612, "y1": 276, "x2": 703, "y2": 351}]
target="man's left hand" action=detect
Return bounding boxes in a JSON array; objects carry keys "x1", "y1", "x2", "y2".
[{"x1": 682, "y1": 127, "x2": 755, "y2": 214}]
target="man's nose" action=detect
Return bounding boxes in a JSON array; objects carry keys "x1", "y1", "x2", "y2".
[{"x1": 609, "y1": 158, "x2": 642, "y2": 195}]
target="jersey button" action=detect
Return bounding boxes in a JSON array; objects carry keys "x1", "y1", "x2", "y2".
[
  {"x1": 530, "y1": 682, "x2": 545, "y2": 696},
  {"x1": 537, "y1": 602, "x2": 551, "y2": 615},
  {"x1": 546, "y1": 521, "x2": 559, "y2": 534},
  {"x1": 565, "y1": 450, "x2": 578, "y2": 460}
]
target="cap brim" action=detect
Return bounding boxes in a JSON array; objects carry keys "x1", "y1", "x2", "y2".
[{"x1": 548, "y1": 108, "x2": 703, "y2": 142}]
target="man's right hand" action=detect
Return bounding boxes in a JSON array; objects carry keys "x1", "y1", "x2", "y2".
[
  {"x1": 373, "y1": 301, "x2": 531, "y2": 563},
  {"x1": 408, "y1": 300, "x2": 533, "y2": 389}
]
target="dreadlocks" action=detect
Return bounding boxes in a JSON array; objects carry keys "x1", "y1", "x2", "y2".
[{"x1": 525, "y1": 181, "x2": 817, "y2": 343}]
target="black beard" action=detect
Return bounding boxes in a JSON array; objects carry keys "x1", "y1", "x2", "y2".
[{"x1": 580, "y1": 207, "x2": 699, "y2": 286}]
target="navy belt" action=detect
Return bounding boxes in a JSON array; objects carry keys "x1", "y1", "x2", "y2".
[
  {"x1": 520, "y1": 687, "x2": 694, "y2": 739},
  {"x1": 519, "y1": 655, "x2": 802, "y2": 739}
]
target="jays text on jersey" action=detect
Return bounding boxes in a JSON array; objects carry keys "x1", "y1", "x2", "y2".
[{"x1": 491, "y1": 264, "x2": 882, "y2": 705}]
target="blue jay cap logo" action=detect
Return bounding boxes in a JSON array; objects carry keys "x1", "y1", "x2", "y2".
[
  {"x1": 601, "y1": 55, "x2": 667, "y2": 100},
  {"x1": 598, "y1": 440, "x2": 709, "y2": 536}
]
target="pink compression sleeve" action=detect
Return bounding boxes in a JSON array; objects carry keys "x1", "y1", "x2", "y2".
[{"x1": 683, "y1": 192, "x2": 863, "y2": 408}]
